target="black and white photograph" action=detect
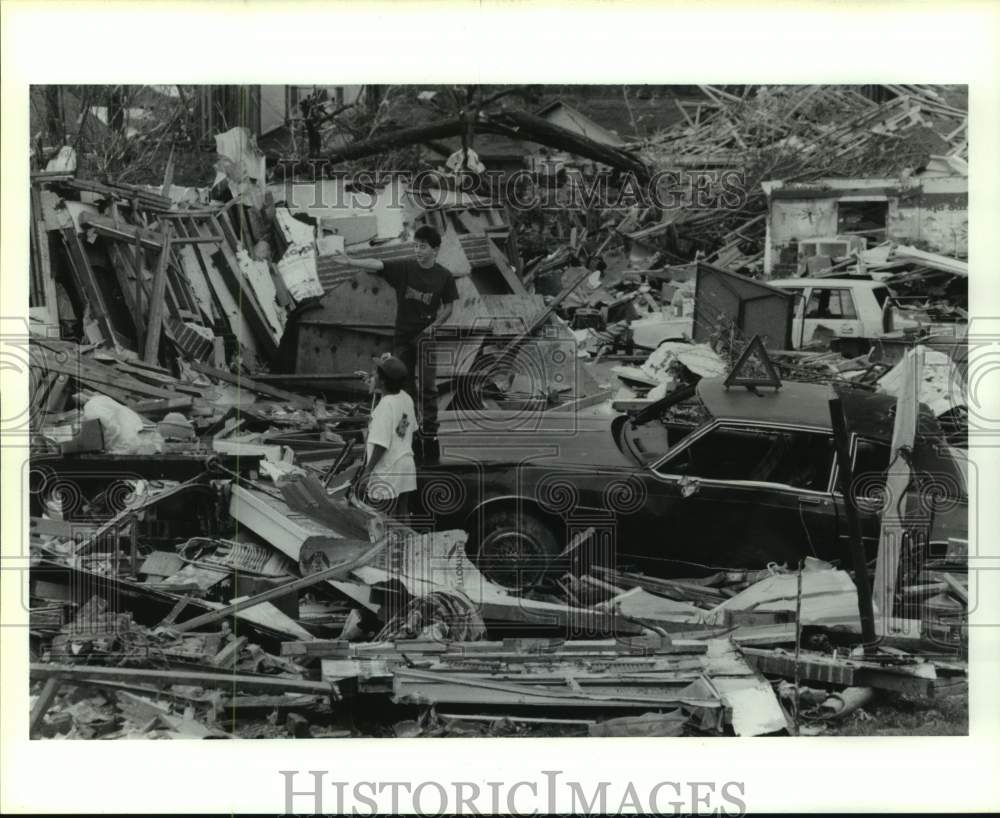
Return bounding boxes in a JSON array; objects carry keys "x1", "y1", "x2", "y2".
[
  {"x1": 2, "y1": 3, "x2": 998, "y2": 816},
  {"x1": 19, "y1": 78, "x2": 973, "y2": 736}
]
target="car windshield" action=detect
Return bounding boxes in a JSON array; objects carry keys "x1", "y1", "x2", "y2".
[{"x1": 617, "y1": 396, "x2": 710, "y2": 466}]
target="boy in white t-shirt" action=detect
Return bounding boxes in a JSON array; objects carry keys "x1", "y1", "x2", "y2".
[{"x1": 356, "y1": 354, "x2": 417, "y2": 521}]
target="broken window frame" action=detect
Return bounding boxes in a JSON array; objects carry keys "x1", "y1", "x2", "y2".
[
  {"x1": 805, "y1": 287, "x2": 858, "y2": 320},
  {"x1": 650, "y1": 419, "x2": 836, "y2": 494},
  {"x1": 836, "y1": 199, "x2": 890, "y2": 243}
]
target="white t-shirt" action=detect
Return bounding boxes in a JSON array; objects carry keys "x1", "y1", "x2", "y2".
[{"x1": 365, "y1": 391, "x2": 417, "y2": 500}]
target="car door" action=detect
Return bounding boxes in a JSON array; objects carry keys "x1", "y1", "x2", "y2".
[
  {"x1": 830, "y1": 436, "x2": 892, "y2": 562},
  {"x1": 802, "y1": 286, "x2": 866, "y2": 345},
  {"x1": 639, "y1": 422, "x2": 838, "y2": 573}
]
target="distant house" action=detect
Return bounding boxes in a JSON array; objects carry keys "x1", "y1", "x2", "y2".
[
  {"x1": 528, "y1": 99, "x2": 627, "y2": 177},
  {"x1": 534, "y1": 99, "x2": 625, "y2": 146},
  {"x1": 761, "y1": 171, "x2": 968, "y2": 275}
]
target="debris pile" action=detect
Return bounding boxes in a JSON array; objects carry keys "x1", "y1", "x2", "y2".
[
  {"x1": 622, "y1": 84, "x2": 968, "y2": 263},
  {"x1": 25, "y1": 86, "x2": 968, "y2": 740}
]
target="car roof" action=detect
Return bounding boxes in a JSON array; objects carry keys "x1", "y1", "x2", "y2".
[
  {"x1": 768, "y1": 278, "x2": 886, "y2": 289},
  {"x1": 696, "y1": 377, "x2": 937, "y2": 441}
]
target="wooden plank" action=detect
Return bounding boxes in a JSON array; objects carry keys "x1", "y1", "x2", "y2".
[
  {"x1": 209, "y1": 215, "x2": 280, "y2": 360},
  {"x1": 107, "y1": 244, "x2": 144, "y2": 322},
  {"x1": 31, "y1": 663, "x2": 334, "y2": 696},
  {"x1": 78, "y1": 212, "x2": 167, "y2": 252},
  {"x1": 129, "y1": 397, "x2": 194, "y2": 415},
  {"x1": 58, "y1": 221, "x2": 118, "y2": 347},
  {"x1": 740, "y1": 647, "x2": 936, "y2": 698},
  {"x1": 30, "y1": 517, "x2": 99, "y2": 537},
  {"x1": 178, "y1": 217, "x2": 261, "y2": 360},
  {"x1": 61, "y1": 178, "x2": 172, "y2": 210},
  {"x1": 169, "y1": 541, "x2": 383, "y2": 634},
  {"x1": 188, "y1": 361, "x2": 312, "y2": 408},
  {"x1": 212, "y1": 636, "x2": 248, "y2": 668},
  {"x1": 29, "y1": 677, "x2": 63, "y2": 737},
  {"x1": 281, "y1": 639, "x2": 349, "y2": 658},
  {"x1": 942, "y1": 573, "x2": 968, "y2": 606},
  {"x1": 32, "y1": 187, "x2": 60, "y2": 322},
  {"x1": 36, "y1": 353, "x2": 178, "y2": 400},
  {"x1": 133, "y1": 228, "x2": 146, "y2": 352},
  {"x1": 143, "y1": 225, "x2": 173, "y2": 364}
]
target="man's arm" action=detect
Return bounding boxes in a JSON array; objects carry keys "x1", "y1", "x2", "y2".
[{"x1": 327, "y1": 250, "x2": 384, "y2": 273}]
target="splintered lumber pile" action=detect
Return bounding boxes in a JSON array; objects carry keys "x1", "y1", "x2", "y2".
[
  {"x1": 617, "y1": 85, "x2": 967, "y2": 254},
  {"x1": 29, "y1": 161, "x2": 285, "y2": 374},
  {"x1": 307, "y1": 635, "x2": 787, "y2": 737}
]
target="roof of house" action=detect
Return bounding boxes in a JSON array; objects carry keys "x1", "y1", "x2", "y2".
[{"x1": 534, "y1": 99, "x2": 625, "y2": 146}]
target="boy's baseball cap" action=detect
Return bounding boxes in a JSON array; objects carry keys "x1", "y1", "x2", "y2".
[{"x1": 373, "y1": 354, "x2": 408, "y2": 382}]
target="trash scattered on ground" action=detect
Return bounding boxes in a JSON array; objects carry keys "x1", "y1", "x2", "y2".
[{"x1": 26, "y1": 84, "x2": 968, "y2": 739}]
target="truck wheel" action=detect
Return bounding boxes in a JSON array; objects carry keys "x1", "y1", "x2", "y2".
[{"x1": 474, "y1": 508, "x2": 561, "y2": 588}]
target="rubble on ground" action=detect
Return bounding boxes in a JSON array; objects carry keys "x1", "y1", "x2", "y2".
[{"x1": 25, "y1": 86, "x2": 969, "y2": 739}]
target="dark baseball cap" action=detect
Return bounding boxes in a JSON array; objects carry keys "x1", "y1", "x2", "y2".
[{"x1": 373, "y1": 354, "x2": 408, "y2": 382}]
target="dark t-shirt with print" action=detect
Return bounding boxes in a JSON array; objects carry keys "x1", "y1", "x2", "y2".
[{"x1": 380, "y1": 260, "x2": 459, "y2": 343}]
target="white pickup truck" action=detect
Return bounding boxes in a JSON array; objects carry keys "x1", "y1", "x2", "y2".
[{"x1": 769, "y1": 277, "x2": 912, "y2": 355}]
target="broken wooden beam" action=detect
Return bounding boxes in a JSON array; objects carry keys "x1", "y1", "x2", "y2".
[
  {"x1": 29, "y1": 676, "x2": 63, "y2": 737},
  {"x1": 941, "y1": 573, "x2": 968, "y2": 606},
  {"x1": 739, "y1": 647, "x2": 937, "y2": 698},
  {"x1": 169, "y1": 540, "x2": 383, "y2": 634},
  {"x1": 143, "y1": 224, "x2": 173, "y2": 364},
  {"x1": 30, "y1": 663, "x2": 334, "y2": 696},
  {"x1": 188, "y1": 361, "x2": 313, "y2": 408}
]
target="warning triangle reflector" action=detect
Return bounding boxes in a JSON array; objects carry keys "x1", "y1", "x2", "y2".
[{"x1": 724, "y1": 335, "x2": 782, "y2": 390}]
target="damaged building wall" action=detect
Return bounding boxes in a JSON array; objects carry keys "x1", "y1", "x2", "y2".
[
  {"x1": 762, "y1": 176, "x2": 968, "y2": 274},
  {"x1": 890, "y1": 177, "x2": 968, "y2": 258}
]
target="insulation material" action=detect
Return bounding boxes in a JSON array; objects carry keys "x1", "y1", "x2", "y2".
[
  {"x1": 82, "y1": 395, "x2": 162, "y2": 454},
  {"x1": 235, "y1": 248, "x2": 285, "y2": 339},
  {"x1": 214, "y1": 127, "x2": 266, "y2": 208},
  {"x1": 701, "y1": 559, "x2": 865, "y2": 629},
  {"x1": 276, "y1": 245, "x2": 324, "y2": 301},
  {"x1": 613, "y1": 342, "x2": 725, "y2": 394}
]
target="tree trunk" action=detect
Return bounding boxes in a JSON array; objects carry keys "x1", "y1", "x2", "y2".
[
  {"x1": 308, "y1": 112, "x2": 652, "y2": 180},
  {"x1": 45, "y1": 85, "x2": 64, "y2": 147},
  {"x1": 108, "y1": 86, "x2": 126, "y2": 138}
]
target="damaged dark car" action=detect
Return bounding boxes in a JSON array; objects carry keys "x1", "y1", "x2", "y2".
[{"x1": 421, "y1": 377, "x2": 968, "y2": 586}]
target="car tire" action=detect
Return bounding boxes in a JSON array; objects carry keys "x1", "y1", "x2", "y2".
[{"x1": 474, "y1": 508, "x2": 561, "y2": 588}]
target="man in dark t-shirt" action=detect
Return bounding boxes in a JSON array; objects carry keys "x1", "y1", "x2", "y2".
[{"x1": 329, "y1": 225, "x2": 458, "y2": 452}]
